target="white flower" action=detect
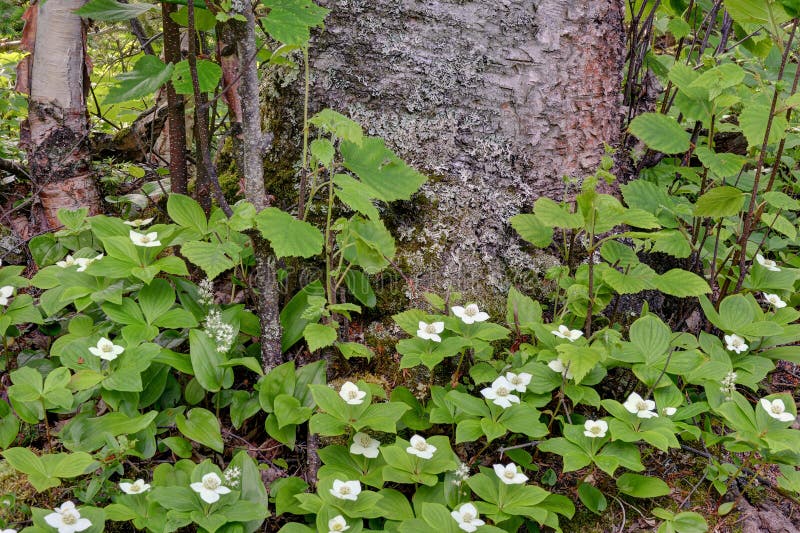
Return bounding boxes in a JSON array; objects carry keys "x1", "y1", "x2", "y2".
[
  {"x1": 124, "y1": 217, "x2": 154, "y2": 228},
  {"x1": 763, "y1": 293, "x2": 787, "y2": 309},
  {"x1": 662, "y1": 407, "x2": 677, "y2": 416},
  {"x1": 129, "y1": 230, "x2": 161, "y2": 247},
  {"x1": 350, "y1": 432, "x2": 380, "y2": 458},
  {"x1": 451, "y1": 303, "x2": 489, "y2": 324},
  {"x1": 451, "y1": 503, "x2": 485, "y2": 532},
  {"x1": 190, "y1": 472, "x2": 231, "y2": 504},
  {"x1": 75, "y1": 254, "x2": 103, "y2": 273},
  {"x1": 417, "y1": 320, "x2": 445, "y2": 342},
  {"x1": 583, "y1": 419, "x2": 608, "y2": 438},
  {"x1": 198, "y1": 278, "x2": 215, "y2": 306},
  {"x1": 406, "y1": 434, "x2": 436, "y2": 459},
  {"x1": 204, "y1": 309, "x2": 235, "y2": 352},
  {"x1": 223, "y1": 466, "x2": 241, "y2": 487},
  {"x1": 44, "y1": 501, "x2": 91, "y2": 533},
  {"x1": 623, "y1": 392, "x2": 659, "y2": 419},
  {"x1": 480, "y1": 376, "x2": 520, "y2": 408},
  {"x1": 329, "y1": 479, "x2": 361, "y2": 501},
  {"x1": 493, "y1": 463, "x2": 528, "y2": 485},
  {"x1": 0, "y1": 286, "x2": 13, "y2": 306},
  {"x1": 505, "y1": 371, "x2": 531, "y2": 393},
  {"x1": 56, "y1": 255, "x2": 77, "y2": 268},
  {"x1": 0, "y1": 529, "x2": 16, "y2": 533},
  {"x1": 760, "y1": 398, "x2": 795, "y2": 422},
  {"x1": 88, "y1": 337, "x2": 124, "y2": 361},
  {"x1": 551, "y1": 325, "x2": 583, "y2": 342},
  {"x1": 720, "y1": 371, "x2": 738, "y2": 400},
  {"x1": 119, "y1": 479, "x2": 150, "y2": 494},
  {"x1": 328, "y1": 514, "x2": 350, "y2": 533},
  {"x1": 724, "y1": 334, "x2": 748, "y2": 354},
  {"x1": 756, "y1": 254, "x2": 781, "y2": 272},
  {"x1": 547, "y1": 358, "x2": 574, "y2": 380},
  {"x1": 338, "y1": 381, "x2": 367, "y2": 405}
]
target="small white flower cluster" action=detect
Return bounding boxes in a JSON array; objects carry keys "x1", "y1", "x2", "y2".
[
  {"x1": 720, "y1": 371, "x2": 738, "y2": 400},
  {"x1": 452, "y1": 462, "x2": 471, "y2": 486},
  {"x1": 205, "y1": 310, "x2": 235, "y2": 353},
  {"x1": 224, "y1": 466, "x2": 241, "y2": 487},
  {"x1": 197, "y1": 278, "x2": 215, "y2": 306}
]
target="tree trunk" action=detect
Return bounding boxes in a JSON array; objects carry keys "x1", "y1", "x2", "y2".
[
  {"x1": 231, "y1": 3, "x2": 283, "y2": 372},
  {"x1": 20, "y1": 0, "x2": 101, "y2": 230},
  {"x1": 302, "y1": 0, "x2": 625, "y2": 306},
  {"x1": 161, "y1": 1, "x2": 189, "y2": 194}
]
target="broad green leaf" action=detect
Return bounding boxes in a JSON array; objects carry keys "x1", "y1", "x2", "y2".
[
  {"x1": 181, "y1": 241, "x2": 235, "y2": 280},
  {"x1": 338, "y1": 217, "x2": 395, "y2": 273},
  {"x1": 740, "y1": 102, "x2": 788, "y2": 149},
  {"x1": 655, "y1": 269, "x2": 711, "y2": 297},
  {"x1": 171, "y1": 59, "x2": 222, "y2": 95},
  {"x1": 577, "y1": 483, "x2": 607, "y2": 514},
  {"x1": 169, "y1": 5, "x2": 217, "y2": 31},
  {"x1": 105, "y1": 56, "x2": 174, "y2": 104},
  {"x1": 309, "y1": 109, "x2": 363, "y2": 144},
  {"x1": 334, "y1": 173, "x2": 381, "y2": 221},
  {"x1": 255, "y1": 208, "x2": 324, "y2": 259},
  {"x1": 303, "y1": 323, "x2": 338, "y2": 352},
  {"x1": 167, "y1": 194, "x2": 208, "y2": 234},
  {"x1": 189, "y1": 329, "x2": 225, "y2": 392},
  {"x1": 694, "y1": 146, "x2": 745, "y2": 178},
  {"x1": 341, "y1": 137, "x2": 426, "y2": 202},
  {"x1": 533, "y1": 197, "x2": 583, "y2": 229},
  {"x1": 74, "y1": 0, "x2": 155, "y2": 21},
  {"x1": 262, "y1": 0, "x2": 330, "y2": 46},
  {"x1": 510, "y1": 214, "x2": 553, "y2": 247},
  {"x1": 175, "y1": 408, "x2": 224, "y2": 452},
  {"x1": 628, "y1": 113, "x2": 690, "y2": 154},
  {"x1": 694, "y1": 186, "x2": 745, "y2": 217},
  {"x1": 310, "y1": 138, "x2": 335, "y2": 167},
  {"x1": 138, "y1": 278, "x2": 175, "y2": 324},
  {"x1": 616, "y1": 473, "x2": 671, "y2": 498},
  {"x1": 344, "y1": 269, "x2": 376, "y2": 307}
]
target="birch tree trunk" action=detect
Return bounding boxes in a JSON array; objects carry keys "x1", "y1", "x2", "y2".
[
  {"x1": 290, "y1": 0, "x2": 625, "y2": 304},
  {"x1": 20, "y1": 0, "x2": 100, "y2": 230}
]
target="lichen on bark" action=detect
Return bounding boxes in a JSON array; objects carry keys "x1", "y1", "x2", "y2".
[{"x1": 269, "y1": 0, "x2": 625, "y2": 309}]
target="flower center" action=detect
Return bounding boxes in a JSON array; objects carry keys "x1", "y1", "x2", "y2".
[
  {"x1": 130, "y1": 483, "x2": 141, "y2": 493},
  {"x1": 772, "y1": 404, "x2": 782, "y2": 414},
  {"x1": 414, "y1": 441, "x2": 427, "y2": 451},
  {"x1": 590, "y1": 426, "x2": 601, "y2": 435},
  {"x1": 425, "y1": 324, "x2": 437, "y2": 333},
  {"x1": 101, "y1": 344, "x2": 112, "y2": 352},
  {"x1": 203, "y1": 477, "x2": 219, "y2": 490},
  {"x1": 339, "y1": 486, "x2": 351, "y2": 495},
  {"x1": 504, "y1": 470, "x2": 515, "y2": 479},
  {"x1": 332, "y1": 525, "x2": 344, "y2": 532},
  {"x1": 509, "y1": 376, "x2": 520, "y2": 385},
  {"x1": 347, "y1": 390, "x2": 358, "y2": 400},
  {"x1": 358, "y1": 435, "x2": 371, "y2": 446},
  {"x1": 465, "y1": 305, "x2": 478, "y2": 316},
  {"x1": 636, "y1": 400, "x2": 648, "y2": 411},
  {"x1": 496, "y1": 386, "x2": 509, "y2": 397},
  {"x1": 62, "y1": 512, "x2": 77, "y2": 525},
  {"x1": 141, "y1": 235, "x2": 151, "y2": 243},
  {"x1": 463, "y1": 512, "x2": 474, "y2": 521}
]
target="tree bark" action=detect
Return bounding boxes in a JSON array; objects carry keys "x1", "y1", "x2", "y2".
[
  {"x1": 231, "y1": 2, "x2": 283, "y2": 371},
  {"x1": 20, "y1": 0, "x2": 101, "y2": 230},
  {"x1": 161, "y1": 1, "x2": 189, "y2": 194},
  {"x1": 299, "y1": 0, "x2": 625, "y2": 305}
]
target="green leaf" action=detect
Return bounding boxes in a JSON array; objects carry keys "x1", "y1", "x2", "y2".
[
  {"x1": 654, "y1": 269, "x2": 711, "y2": 297},
  {"x1": 694, "y1": 186, "x2": 746, "y2": 217},
  {"x1": 74, "y1": 0, "x2": 154, "y2": 21},
  {"x1": 255, "y1": 207, "x2": 324, "y2": 259},
  {"x1": 169, "y1": 5, "x2": 217, "y2": 31},
  {"x1": 629, "y1": 113, "x2": 690, "y2": 154},
  {"x1": 341, "y1": 137, "x2": 427, "y2": 202},
  {"x1": 310, "y1": 138, "x2": 335, "y2": 167},
  {"x1": 171, "y1": 59, "x2": 222, "y2": 95},
  {"x1": 740, "y1": 102, "x2": 788, "y2": 149},
  {"x1": 168, "y1": 194, "x2": 208, "y2": 234},
  {"x1": 616, "y1": 473, "x2": 671, "y2": 498},
  {"x1": 262, "y1": 0, "x2": 329, "y2": 46},
  {"x1": 181, "y1": 241, "x2": 235, "y2": 280},
  {"x1": 303, "y1": 323, "x2": 338, "y2": 352},
  {"x1": 334, "y1": 173, "x2": 381, "y2": 221},
  {"x1": 28, "y1": 234, "x2": 65, "y2": 268},
  {"x1": 630, "y1": 315, "x2": 671, "y2": 361},
  {"x1": 309, "y1": 109, "x2": 363, "y2": 144},
  {"x1": 577, "y1": 483, "x2": 607, "y2": 514},
  {"x1": 338, "y1": 217, "x2": 395, "y2": 273},
  {"x1": 510, "y1": 214, "x2": 553, "y2": 247},
  {"x1": 138, "y1": 278, "x2": 175, "y2": 325},
  {"x1": 105, "y1": 56, "x2": 174, "y2": 104},
  {"x1": 533, "y1": 197, "x2": 583, "y2": 229},
  {"x1": 175, "y1": 408, "x2": 224, "y2": 452},
  {"x1": 694, "y1": 146, "x2": 745, "y2": 178},
  {"x1": 189, "y1": 329, "x2": 225, "y2": 392},
  {"x1": 344, "y1": 269, "x2": 376, "y2": 307},
  {"x1": 337, "y1": 342, "x2": 373, "y2": 360}
]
